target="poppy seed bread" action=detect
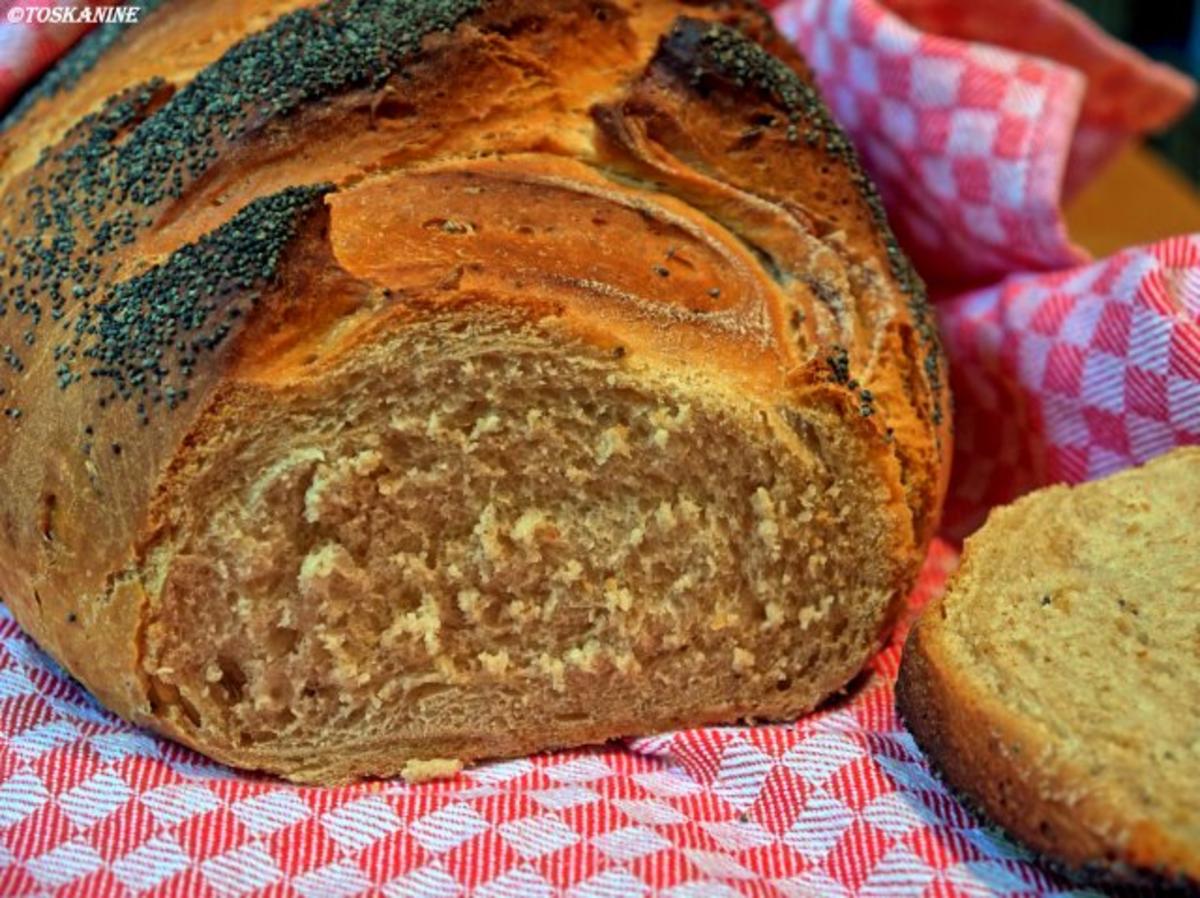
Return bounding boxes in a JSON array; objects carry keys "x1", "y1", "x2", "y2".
[
  {"x1": 0, "y1": 0, "x2": 949, "y2": 783},
  {"x1": 898, "y1": 448, "x2": 1200, "y2": 891}
]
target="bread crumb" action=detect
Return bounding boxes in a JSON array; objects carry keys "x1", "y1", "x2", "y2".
[
  {"x1": 595, "y1": 425, "x2": 630, "y2": 464},
  {"x1": 388, "y1": 412, "x2": 420, "y2": 433},
  {"x1": 751, "y1": 487, "x2": 781, "y2": 559},
  {"x1": 710, "y1": 608, "x2": 738, "y2": 631},
  {"x1": 651, "y1": 427, "x2": 670, "y2": 449},
  {"x1": 654, "y1": 501, "x2": 677, "y2": 530},
  {"x1": 302, "y1": 450, "x2": 381, "y2": 523},
  {"x1": 474, "y1": 503, "x2": 503, "y2": 561},
  {"x1": 649, "y1": 405, "x2": 690, "y2": 431},
  {"x1": 457, "y1": 588, "x2": 482, "y2": 622},
  {"x1": 565, "y1": 639, "x2": 602, "y2": 673},
  {"x1": 733, "y1": 647, "x2": 756, "y2": 673},
  {"x1": 378, "y1": 477, "x2": 403, "y2": 498},
  {"x1": 556, "y1": 559, "x2": 584, "y2": 584},
  {"x1": 402, "y1": 758, "x2": 463, "y2": 783},
  {"x1": 512, "y1": 509, "x2": 549, "y2": 546},
  {"x1": 604, "y1": 579, "x2": 634, "y2": 613},
  {"x1": 382, "y1": 595, "x2": 442, "y2": 654},
  {"x1": 478, "y1": 649, "x2": 510, "y2": 675},
  {"x1": 298, "y1": 543, "x2": 361, "y2": 598},
  {"x1": 538, "y1": 653, "x2": 567, "y2": 692},
  {"x1": 670, "y1": 570, "x2": 697, "y2": 595},
  {"x1": 506, "y1": 598, "x2": 538, "y2": 625},
  {"x1": 351, "y1": 449, "x2": 383, "y2": 475},
  {"x1": 763, "y1": 601, "x2": 785, "y2": 629},
  {"x1": 234, "y1": 595, "x2": 253, "y2": 620},
  {"x1": 247, "y1": 447, "x2": 324, "y2": 508},
  {"x1": 469, "y1": 412, "x2": 501, "y2": 441},
  {"x1": 539, "y1": 590, "x2": 561, "y2": 623},
  {"x1": 435, "y1": 655, "x2": 462, "y2": 684},
  {"x1": 613, "y1": 651, "x2": 641, "y2": 675},
  {"x1": 798, "y1": 595, "x2": 834, "y2": 630}
]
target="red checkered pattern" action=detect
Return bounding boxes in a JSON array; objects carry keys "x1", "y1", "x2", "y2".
[
  {"x1": 773, "y1": 0, "x2": 1086, "y2": 289},
  {"x1": 940, "y1": 235, "x2": 1200, "y2": 534},
  {"x1": 865, "y1": 0, "x2": 1198, "y2": 201},
  {"x1": 770, "y1": 0, "x2": 1195, "y2": 290},
  {"x1": 0, "y1": 544, "x2": 1096, "y2": 898},
  {"x1": 0, "y1": 0, "x2": 1197, "y2": 895}
]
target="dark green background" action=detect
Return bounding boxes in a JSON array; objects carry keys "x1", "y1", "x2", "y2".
[{"x1": 1072, "y1": 0, "x2": 1200, "y2": 182}]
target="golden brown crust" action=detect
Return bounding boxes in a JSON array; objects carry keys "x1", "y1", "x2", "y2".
[
  {"x1": 0, "y1": 0, "x2": 949, "y2": 780},
  {"x1": 898, "y1": 614, "x2": 1125, "y2": 873},
  {"x1": 900, "y1": 598, "x2": 1200, "y2": 894},
  {"x1": 898, "y1": 448, "x2": 1200, "y2": 893},
  {"x1": 590, "y1": 15, "x2": 949, "y2": 543}
]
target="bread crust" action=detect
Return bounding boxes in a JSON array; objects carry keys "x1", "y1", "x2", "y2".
[
  {"x1": 0, "y1": 0, "x2": 949, "y2": 780},
  {"x1": 898, "y1": 449, "x2": 1200, "y2": 894}
]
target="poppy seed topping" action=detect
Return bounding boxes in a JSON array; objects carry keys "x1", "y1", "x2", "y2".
[
  {"x1": 659, "y1": 19, "x2": 944, "y2": 426},
  {"x1": 76, "y1": 184, "x2": 331, "y2": 420},
  {"x1": 0, "y1": 0, "x2": 483, "y2": 433}
]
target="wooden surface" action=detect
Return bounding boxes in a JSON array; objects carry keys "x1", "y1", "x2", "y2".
[{"x1": 1066, "y1": 146, "x2": 1200, "y2": 256}]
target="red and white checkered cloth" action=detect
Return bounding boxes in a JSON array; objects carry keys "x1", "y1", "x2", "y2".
[
  {"x1": 0, "y1": 0, "x2": 1197, "y2": 895},
  {"x1": 940, "y1": 234, "x2": 1200, "y2": 535}
]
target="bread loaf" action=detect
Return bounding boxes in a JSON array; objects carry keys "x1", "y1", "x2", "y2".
[
  {"x1": 0, "y1": 0, "x2": 949, "y2": 783},
  {"x1": 898, "y1": 448, "x2": 1199, "y2": 892}
]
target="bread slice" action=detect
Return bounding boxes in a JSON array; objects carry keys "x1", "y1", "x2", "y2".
[{"x1": 897, "y1": 447, "x2": 1200, "y2": 891}]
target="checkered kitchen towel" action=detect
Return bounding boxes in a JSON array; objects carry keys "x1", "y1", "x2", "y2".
[
  {"x1": 0, "y1": 0, "x2": 1197, "y2": 895},
  {"x1": 769, "y1": 0, "x2": 1198, "y2": 537}
]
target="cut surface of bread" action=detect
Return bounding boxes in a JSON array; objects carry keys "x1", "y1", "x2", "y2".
[
  {"x1": 0, "y1": 0, "x2": 949, "y2": 782},
  {"x1": 898, "y1": 447, "x2": 1200, "y2": 891},
  {"x1": 146, "y1": 311, "x2": 910, "y2": 781}
]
